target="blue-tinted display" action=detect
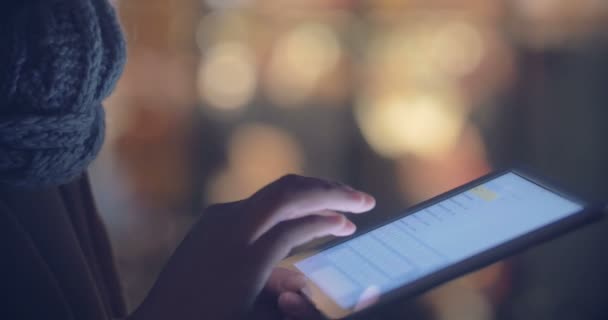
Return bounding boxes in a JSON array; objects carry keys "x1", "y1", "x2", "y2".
[{"x1": 295, "y1": 173, "x2": 583, "y2": 309}]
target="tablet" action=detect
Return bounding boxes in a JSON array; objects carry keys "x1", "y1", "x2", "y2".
[{"x1": 280, "y1": 169, "x2": 604, "y2": 319}]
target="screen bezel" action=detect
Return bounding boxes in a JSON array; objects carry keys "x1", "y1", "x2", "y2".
[{"x1": 280, "y1": 168, "x2": 603, "y2": 319}]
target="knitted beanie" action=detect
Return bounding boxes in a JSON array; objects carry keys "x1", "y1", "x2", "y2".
[{"x1": 0, "y1": 0, "x2": 126, "y2": 187}]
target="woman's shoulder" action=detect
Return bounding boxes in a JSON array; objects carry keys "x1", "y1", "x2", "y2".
[
  {"x1": 0, "y1": 174, "x2": 127, "y2": 319},
  {"x1": 0, "y1": 177, "x2": 85, "y2": 319}
]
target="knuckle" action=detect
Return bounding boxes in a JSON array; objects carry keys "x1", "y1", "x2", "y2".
[
  {"x1": 259, "y1": 184, "x2": 293, "y2": 212},
  {"x1": 266, "y1": 175, "x2": 301, "y2": 202},
  {"x1": 274, "y1": 176, "x2": 303, "y2": 199},
  {"x1": 278, "y1": 174, "x2": 333, "y2": 192},
  {"x1": 277, "y1": 174, "x2": 301, "y2": 187},
  {"x1": 316, "y1": 179, "x2": 335, "y2": 191}
]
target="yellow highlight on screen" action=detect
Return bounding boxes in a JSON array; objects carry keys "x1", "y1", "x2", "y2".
[{"x1": 471, "y1": 186, "x2": 497, "y2": 201}]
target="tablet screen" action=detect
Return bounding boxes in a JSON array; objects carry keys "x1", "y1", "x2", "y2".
[{"x1": 294, "y1": 172, "x2": 583, "y2": 309}]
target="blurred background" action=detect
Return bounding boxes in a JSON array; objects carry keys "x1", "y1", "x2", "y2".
[{"x1": 91, "y1": 0, "x2": 608, "y2": 319}]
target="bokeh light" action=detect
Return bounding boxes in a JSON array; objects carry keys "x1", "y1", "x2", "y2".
[
  {"x1": 197, "y1": 41, "x2": 257, "y2": 110},
  {"x1": 356, "y1": 91, "x2": 465, "y2": 159},
  {"x1": 205, "y1": 0, "x2": 251, "y2": 11},
  {"x1": 265, "y1": 22, "x2": 342, "y2": 107},
  {"x1": 395, "y1": 125, "x2": 490, "y2": 201},
  {"x1": 207, "y1": 123, "x2": 304, "y2": 202},
  {"x1": 511, "y1": 0, "x2": 608, "y2": 48},
  {"x1": 365, "y1": 18, "x2": 486, "y2": 91},
  {"x1": 431, "y1": 21, "x2": 485, "y2": 78}
]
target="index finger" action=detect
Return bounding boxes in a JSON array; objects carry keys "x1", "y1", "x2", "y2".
[{"x1": 247, "y1": 175, "x2": 375, "y2": 242}]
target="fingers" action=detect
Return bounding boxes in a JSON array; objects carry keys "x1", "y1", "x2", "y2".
[
  {"x1": 278, "y1": 292, "x2": 322, "y2": 320},
  {"x1": 266, "y1": 269, "x2": 323, "y2": 319},
  {"x1": 267, "y1": 268, "x2": 322, "y2": 319},
  {"x1": 252, "y1": 214, "x2": 356, "y2": 268},
  {"x1": 266, "y1": 268, "x2": 307, "y2": 294},
  {"x1": 248, "y1": 175, "x2": 375, "y2": 241}
]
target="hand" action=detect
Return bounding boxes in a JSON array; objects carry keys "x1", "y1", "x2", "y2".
[
  {"x1": 247, "y1": 267, "x2": 322, "y2": 320},
  {"x1": 251, "y1": 267, "x2": 323, "y2": 320},
  {"x1": 130, "y1": 175, "x2": 375, "y2": 320},
  {"x1": 260, "y1": 268, "x2": 381, "y2": 320}
]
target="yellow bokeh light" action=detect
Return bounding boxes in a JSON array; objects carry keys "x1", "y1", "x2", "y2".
[
  {"x1": 265, "y1": 22, "x2": 342, "y2": 107},
  {"x1": 512, "y1": 0, "x2": 608, "y2": 48},
  {"x1": 355, "y1": 92, "x2": 465, "y2": 159},
  {"x1": 395, "y1": 124, "x2": 491, "y2": 202},
  {"x1": 197, "y1": 41, "x2": 257, "y2": 110},
  {"x1": 196, "y1": 12, "x2": 253, "y2": 52},
  {"x1": 431, "y1": 21, "x2": 484, "y2": 78},
  {"x1": 368, "y1": 29, "x2": 437, "y2": 87},
  {"x1": 205, "y1": 0, "x2": 251, "y2": 10},
  {"x1": 366, "y1": 19, "x2": 485, "y2": 91},
  {"x1": 207, "y1": 123, "x2": 304, "y2": 203}
]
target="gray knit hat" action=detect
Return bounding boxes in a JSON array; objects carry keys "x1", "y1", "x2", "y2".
[{"x1": 0, "y1": 0, "x2": 126, "y2": 187}]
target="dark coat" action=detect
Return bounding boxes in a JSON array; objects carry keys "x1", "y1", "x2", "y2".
[{"x1": 0, "y1": 174, "x2": 126, "y2": 319}]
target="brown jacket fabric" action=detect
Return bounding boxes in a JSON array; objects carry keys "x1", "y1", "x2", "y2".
[{"x1": 0, "y1": 174, "x2": 127, "y2": 319}]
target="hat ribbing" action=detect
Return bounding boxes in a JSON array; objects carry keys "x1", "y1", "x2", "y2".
[{"x1": 0, "y1": 0, "x2": 126, "y2": 187}]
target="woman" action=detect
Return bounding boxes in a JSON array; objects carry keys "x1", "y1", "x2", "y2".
[{"x1": 0, "y1": 0, "x2": 375, "y2": 319}]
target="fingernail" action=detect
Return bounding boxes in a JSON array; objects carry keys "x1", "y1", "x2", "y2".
[
  {"x1": 335, "y1": 219, "x2": 356, "y2": 236},
  {"x1": 363, "y1": 193, "x2": 376, "y2": 207},
  {"x1": 344, "y1": 220, "x2": 357, "y2": 233},
  {"x1": 352, "y1": 191, "x2": 375, "y2": 207}
]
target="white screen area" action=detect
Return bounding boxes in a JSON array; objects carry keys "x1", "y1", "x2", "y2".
[{"x1": 295, "y1": 173, "x2": 583, "y2": 309}]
